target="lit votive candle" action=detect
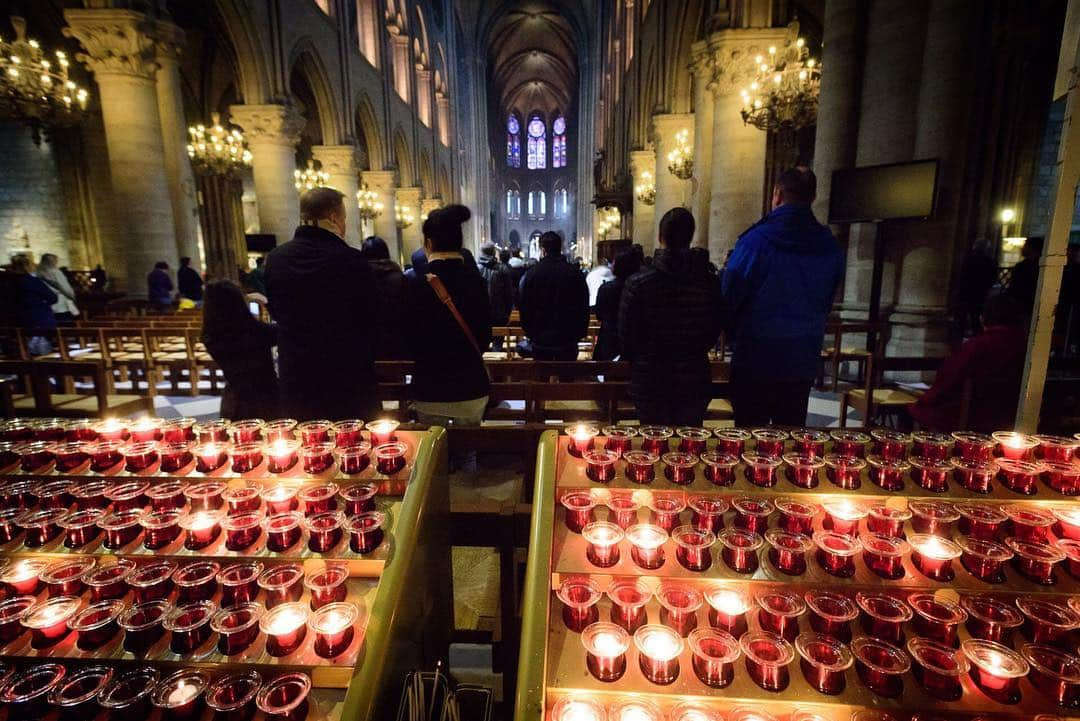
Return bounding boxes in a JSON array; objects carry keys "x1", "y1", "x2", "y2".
[
  {"x1": 994, "y1": 430, "x2": 1039, "y2": 460},
  {"x1": 263, "y1": 511, "x2": 304, "y2": 552},
  {"x1": 961, "y1": 594, "x2": 1025, "y2": 644},
  {"x1": 688, "y1": 627, "x2": 740, "y2": 688},
  {"x1": 909, "y1": 592, "x2": 968, "y2": 646},
  {"x1": 962, "y1": 638, "x2": 1029, "y2": 704},
  {"x1": 911, "y1": 431, "x2": 953, "y2": 462},
  {"x1": 266, "y1": 439, "x2": 299, "y2": 474},
  {"x1": 782, "y1": 453, "x2": 824, "y2": 489},
  {"x1": 626, "y1": 523, "x2": 668, "y2": 570},
  {"x1": 151, "y1": 669, "x2": 209, "y2": 721},
  {"x1": 860, "y1": 533, "x2": 909, "y2": 579},
  {"x1": 646, "y1": 493, "x2": 685, "y2": 532},
  {"x1": 639, "y1": 425, "x2": 674, "y2": 455},
  {"x1": 871, "y1": 429, "x2": 910, "y2": 460},
  {"x1": 742, "y1": 453, "x2": 782, "y2": 487},
  {"x1": 718, "y1": 527, "x2": 763, "y2": 574},
  {"x1": 336, "y1": 443, "x2": 372, "y2": 475},
  {"x1": 714, "y1": 428, "x2": 752, "y2": 457},
  {"x1": 657, "y1": 583, "x2": 703, "y2": 636},
  {"x1": 304, "y1": 564, "x2": 349, "y2": 609},
  {"x1": 607, "y1": 578, "x2": 651, "y2": 632},
  {"x1": 951, "y1": 458, "x2": 997, "y2": 493},
  {"x1": 700, "y1": 450, "x2": 738, "y2": 486},
  {"x1": 624, "y1": 450, "x2": 659, "y2": 483},
  {"x1": 867, "y1": 454, "x2": 909, "y2": 491},
  {"x1": 140, "y1": 509, "x2": 183, "y2": 549},
  {"x1": 909, "y1": 533, "x2": 962, "y2": 581},
  {"x1": 581, "y1": 521, "x2": 623, "y2": 568},
  {"x1": 20, "y1": 595, "x2": 80, "y2": 647},
  {"x1": 765, "y1": 529, "x2": 813, "y2": 576},
  {"x1": 556, "y1": 576, "x2": 602, "y2": 632},
  {"x1": 312, "y1": 602, "x2": 360, "y2": 658},
  {"x1": 365, "y1": 419, "x2": 399, "y2": 446},
  {"x1": 180, "y1": 509, "x2": 224, "y2": 550},
  {"x1": 222, "y1": 511, "x2": 263, "y2": 551},
  {"x1": 0, "y1": 557, "x2": 48, "y2": 595},
  {"x1": 262, "y1": 483, "x2": 300, "y2": 514},
  {"x1": 909, "y1": 457, "x2": 953, "y2": 492},
  {"x1": 856, "y1": 591, "x2": 912, "y2": 646},
  {"x1": 732, "y1": 496, "x2": 774, "y2": 534},
  {"x1": 705, "y1": 586, "x2": 750, "y2": 637},
  {"x1": 303, "y1": 511, "x2": 344, "y2": 552},
  {"x1": 173, "y1": 561, "x2": 220, "y2": 602},
  {"x1": 775, "y1": 498, "x2": 817, "y2": 535},
  {"x1": 346, "y1": 511, "x2": 386, "y2": 554},
  {"x1": 907, "y1": 637, "x2": 968, "y2": 701},
  {"x1": 219, "y1": 562, "x2": 264, "y2": 606},
  {"x1": 1016, "y1": 596, "x2": 1080, "y2": 646},
  {"x1": 823, "y1": 453, "x2": 866, "y2": 489},
  {"x1": 635, "y1": 624, "x2": 685, "y2": 685},
  {"x1": 551, "y1": 698, "x2": 605, "y2": 721},
  {"x1": 230, "y1": 443, "x2": 264, "y2": 474},
  {"x1": 796, "y1": 631, "x2": 853, "y2": 695},
  {"x1": 997, "y1": 458, "x2": 1046, "y2": 495},
  {"x1": 910, "y1": 500, "x2": 960, "y2": 536},
  {"x1": 852, "y1": 636, "x2": 910, "y2": 698},
  {"x1": 830, "y1": 430, "x2": 870, "y2": 458},
  {"x1": 822, "y1": 499, "x2": 867, "y2": 536},
  {"x1": 566, "y1": 423, "x2": 599, "y2": 458},
  {"x1": 146, "y1": 480, "x2": 188, "y2": 511},
  {"x1": 93, "y1": 417, "x2": 129, "y2": 442},
  {"x1": 757, "y1": 591, "x2": 805, "y2": 641},
  {"x1": 127, "y1": 560, "x2": 178, "y2": 603},
  {"x1": 192, "y1": 442, "x2": 228, "y2": 474},
  {"x1": 805, "y1": 590, "x2": 858, "y2": 643},
  {"x1": 210, "y1": 602, "x2": 263, "y2": 656},
  {"x1": 584, "y1": 449, "x2": 619, "y2": 483},
  {"x1": 374, "y1": 441, "x2": 408, "y2": 475},
  {"x1": 129, "y1": 417, "x2": 163, "y2": 443},
  {"x1": 258, "y1": 564, "x2": 305, "y2": 607},
  {"x1": 1008, "y1": 537, "x2": 1066, "y2": 585},
  {"x1": 260, "y1": 602, "x2": 310, "y2": 656},
  {"x1": 333, "y1": 419, "x2": 366, "y2": 448},
  {"x1": 300, "y1": 443, "x2": 336, "y2": 475},
  {"x1": 741, "y1": 630, "x2": 795, "y2": 692},
  {"x1": 581, "y1": 621, "x2": 630, "y2": 681},
  {"x1": 601, "y1": 426, "x2": 635, "y2": 456},
  {"x1": 813, "y1": 531, "x2": 861, "y2": 578},
  {"x1": 256, "y1": 672, "x2": 313, "y2": 721}
]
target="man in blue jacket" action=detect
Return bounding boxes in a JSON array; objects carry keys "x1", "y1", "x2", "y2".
[{"x1": 721, "y1": 167, "x2": 844, "y2": 426}]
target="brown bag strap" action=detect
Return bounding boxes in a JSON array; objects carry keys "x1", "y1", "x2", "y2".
[{"x1": 425, "y1": 273, "x2": 483, "y2": 355}]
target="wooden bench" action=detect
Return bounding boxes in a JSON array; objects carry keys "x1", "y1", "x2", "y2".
[
  {"x1": 840, "y1": 355, "x2": 944, "y2": 428},
  {"x1": 0, "y1": 359, "x2": 153, "y2": 418}
]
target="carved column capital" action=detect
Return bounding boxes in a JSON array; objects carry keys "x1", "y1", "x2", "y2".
[
  {"x1": 63, "y1": 9, "x2": 181, "y2": 80},
  {"x1": 229, "y1": 104, "x2": 305, "y2": 148},
  {"x1": 650, "y1": 112, "x2": 694, "y2": 144},
  {"x1": 629, "y1": 149, "x2": 656, "y2": 176},
  {"x1": 311, "y1": 144, "x2": 361, "y2": 176},
  {"x1": 395, "y1": 186, "x2": 423, "y2": 205},
  {"x1": 362, "y1": 169, "x2": 397, "y2": 191},
  {"x1": 696, "y1": 27, "x2": 794, "y2": 96}
]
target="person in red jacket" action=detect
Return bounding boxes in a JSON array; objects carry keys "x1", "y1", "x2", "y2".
[{"x1": 909, "y1": 294, "x2": 1028, "y2": 432}]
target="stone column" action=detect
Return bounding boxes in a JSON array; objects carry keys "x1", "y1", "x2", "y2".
[
  {"x1": 629, "y1": 149, "x2": 656, "y2": 249},
  {"x1": 395, "y1": 186, "x2": 424, "y2": 259},
  {"x1": 700, "y1": 27, "x2": 791, "y2": 259},
  {"x1": 64, "y1": 8, "x2": 179, "y2": 295},
  {"x1": 650, "y1": 113, "x2": 694, "y2": 253},
  {"x1": 435, "y1": 93, "x2": 451, "y2": 146},
  {"x1": 690, "y1": 44, "x2": 716, "y2": 247},
  {"x1": 312, "y1": 145, "x2": 361, "y2": 247},
  {"x1": 362, "y1": 170, "x2": 399, "y2": 261},
  {"x1": 416, "y1": 69, "x2": 433, "y2": 127},
  {"x1": 229, "y1": 104, "x2": 305, "y2": 246},
  {"x1": 153, "y1": 23, "x2": 200, "y2": 266},
  {"x1": 420, "y1": 198, "x2": 442, "y2": 223}
]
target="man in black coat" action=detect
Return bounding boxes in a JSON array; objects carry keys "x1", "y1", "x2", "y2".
[
  {"x1": 265, "y1": 187, "x2": 379, "y2": 421},
  {"x1": 618, "y1": 208, "x2": 723, "y2": 425},
  {"x1": 177, "y1": 257, "x2": 204, "y2": 305},
  {"x1": 518, "y1": 232, "x2": 589, "y2": 360}
]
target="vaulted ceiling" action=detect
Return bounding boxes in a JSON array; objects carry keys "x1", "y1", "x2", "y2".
[{"x1": 485, "y1": 3, "x2": 578, "y2": 118}]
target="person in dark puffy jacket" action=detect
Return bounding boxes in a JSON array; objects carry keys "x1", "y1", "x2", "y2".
[
  {"x1": 518, "y1": 232, "x2": 589, "y2": 360},
  {"x1": 722, "y1": 166, "x2": 844, "y2": 426},
  {"x1": 361, "y1": 236, "x2": 408, "y2": 360},
  {"x1": 594, "y1": 249, "x2": 642, "y2": 361},
  {"x1": 618, "y1": 208, "x2": 723, "y2": 425},
  {"x1": 477, "y1": 242, "x2": 513, "y2": 349}
]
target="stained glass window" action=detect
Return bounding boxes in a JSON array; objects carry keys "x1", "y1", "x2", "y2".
[
  {"x1": 507, "y1": 115, "x2": 521, "y2": 168},
  {"x1": 552, "y1": 116, "x2": 567, "y2": 168},
  {"x1": 506, "y1": 189, "x2": 520, "y2": 219},
  {"x1": 527, "y1": 116, "x2": 546, "y2": 170},
  {"x1": 527, "y1": 190, "x2": 546, "y2": 217}
]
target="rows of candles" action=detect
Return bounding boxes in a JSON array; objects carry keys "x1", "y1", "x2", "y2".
[
  {"x1": 0, "y1": 476, "x2": 387, "y2": 555},
  {"x1": 562, "y1": 488, "x2": 1080, "y2": 585},
  {"x1": 558, "y1": 577, "x2": 1080, "y2": 707},
  {"x1": 0, "y1": 556, "x2": 362, "y2": 660},
  {"x1": 0, "y1": 416, "x2": 409, "y2": 478},
  {"x1": 552, "y1": 699, "x2": 905, "y2": 721},
  {"x1": 0, "y1": 662, "x2": 312, "y2": 721},
  {"x1": 562, "y1": 424, "x2": 1080, "y2": 496}
]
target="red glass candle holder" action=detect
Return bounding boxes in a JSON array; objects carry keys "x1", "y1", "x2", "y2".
[
  {"x1": 751, "y1": 428, "x2": 788, "y2": 458},
  {"x1": 953, "y1": 431, "x2": 995, "y2": 461},
  {"x1": 262, "y1": 483, "x2": 300, "y2": 514},
  {"x1": 333, "y1": 419, "x2": 366, "y2": 449},
  {"x1": 821, "y1": 499, "x2": 866, "y2": 536},
  {"x1": 646, "y1": 493, "x2": 686, "y2": 532},
  {"x1": 565, "y1": 423, "x2": 599, "y2": 457},
  {"x1": 910, "y1": 500, "x2": 960, "y2": 536},
  {"x1": 814, "y1": 531, "x2": 861, "y2": 577},
  {"x1": 41, "y1": 557, "x2": 95, "y2": 597},
  {"x1": 264, "y1": 511, "x2": 304, "y2": 552},
  {"x1": 180, "y1": 509, "x2": 224, "y2": 550},
  {"x1": 185, "y1": 479, "x2": 227, "y2": 511},
  {"x1": 790, "y1": 428, "x2": 829, "y2": 458},
  {"x1": 639, "y1": 425, "x2": 673, "y2": 455},
  {"x1": 857, "y1": 592, "x2": 913, "y2": 645},
  {"x1": 311, "y1": 602, "x2": 360, "y2": 658},
  {"x1": 1, "y1": 663, "x2": 68, "y2": 719},
  {"x1": 146, "y1": 480, "x2": 187, "y2": 511},
  {"x1": 624, "y1": 450, "x2": 659, "y2": 483},
  {"x1": 346, "y1": 511, "x2": 386, "y2": 554},
  {"x1": 258, "y1": 601, "x2": 309, "y2": 657},
  {"x1": 676, "y1": 427, "x2": 711, "y2": 456},
  {"x1": 742, "y1": 452, "x2": 782, "y2": 487},
  {"x1": 211, "y1": 602, "x2": 263, "y2": 656},
  {"x1": 1, "y1": 557, "x2": 48, "y2": 595},
  {"x1": 852, "y1": 636, "x2": 910, "y2": 698},
  {"x1": 49, "y1": 664, "x2": 114, "y2": 718},
  {"x1": 0, "y1": 442, "x2": 19, "y2": 473},
  {"x1": 909, "y1": 457, "x2": 952, "y2": 492},
  {"x1": 1008, "y1": 537, "x2": 1066, "y2": 584},
  {"x1": 336, "y1": 443, "x2": 372, "y2": 476},
  {"x1": 551, "y1": 698, "x2": 605, "y2": 721},
  {"x1": 601, "y1": 426, "x2": 636, "y2": 456},
  {"x1": 340, "y1": 483, "x2": 377, "y2": 516},
  {"x1": 1017, "y1": 597, "x2": 1080, "y2": 646},
  {"x1": 173, "y1": 561, "x2": 220, "y2": 602},
  {"x1": 104, "y1": 479, "x2": 150, "y2": 511},
  {"x1": 100, "y1": 508, "x2": 145, "y2": 549},
  {"x1": 17, "y1": 440, "x2": 55, "y2": 472},
  {"x1": 1006, "y1": 504, "x2": 1055, "y2": 542},
  {"x1": 957, "y1": 502, "x2": 1007, "y2": 539},
  {"x1": 657, "y1": 583, "x2": 703, "y2": 636},
  {"x1": 0, "y1": 418, "x2": 34, "y2": 441},
  {"x1": 607, "y1": 578, "x2": 651, "y2": 633},
  {"x1": 1044, "y1": 461, "x2": 1080, "y2": 495},
  {"x1": 72, "y1": 479, "x2": 113, "y2": 510},
  {"x1": 151, "y1": 669, "x2": 209, "y2": 721},
  {"x1": 871, "y1": 429, "x2": 910, "y2": 460},
  {"x1": 1, "y1": 479, "x2": 36, "y2": 510},
  {"x1": 220, "y1": 511, "x2": 263, "y2": 551},
  {"x1": 1022, "y1": 643, "x2": 1080, "y2": 708},
  {"x1": 957, "y1": 535, "x2": 1012, "y2": 582},
  {"x1": 688, "y1": 495, "x2": 727, "y2": 533},
  {"x1": 580, "y1": 621, "x2": 631, "y2": 682},
  {"x1": 162, "y1": 417, "x2": 197, "y2": 444},
  {"x1": 867, "y1": 454, "x2": 909, "y2": 491},
  {"x1": 757, "y1": 591, "x2": 805, "y2": 641},
  {"x1": 32, "y1": 418, "x2": 66, "y2": 441},
  {"x1": 140, "y1": 509, "x2": 183, "y2": 549},
  {"x1": 909, "y1": 533, "x2": 962, "y2": 581},
  {"x1": 118, "y1": 599, "x2": 170, "y2": 654},
  {"x1": 782, "y1": 453, "x2": 824, "y2": 489},
  {"x1": 221, "y1": 482, "x2": 263, "y2": 514},
  {"x1": 1037, "y1": 433, "x2": 1080, "y2": 462},
  {"x1": 1055, "y1": 505, "x2": 1080, "y2": 540},
  {"x1": 704, "y1": 586, "x2": 750, "y2": 636},
  {"x1": 373, "y1": 441, "x2": 407, "y2": 475},
  {"x1": 70, "y1": 599, "x2": 125, "y2": 649},
  {"x1": 765, "y1": 529, "x2": 813, "y2": 576},
  {"x1": 714, "y1": 428, "x2": 752, "y2": 456},
  {"x1": 626, "y1": 523, "x2": 668, "y2": 569},
  {"x1": 634, "y1": 624, "x2": 684, "y2": 685},
  {"x1": 718, "y1": 527, "x2": 763, "y2": 574},
  {"x1": 206, "y1": 672, "x2": 263, "y2": 721},
  {"x1": 581, "y1": 521, "x2": 623, "y2": 568},
  {"x1": 121, "y1": 440, "x2": 159, "y2": 474},
  {"x1": 997, "y1": 458, "x2": 1045, "y2": 495},
  {"x1": 831, "y1": 430, "x2": 870, "y2": 458},
  {"x1": 797, "y1": 631, "x2": 853, "y2": 695},
  {"x1": 192, "y1": 442, "x2": 229, "y2": 474},
  {"x1": 680, "y1": 629, "x2": 737, "y2": 690},
  {"x1": 908, "y1": 636, "x2": 968, "y2": 701},
  {"x1": 303, "y1": 511, "x2": 344, "y2": 552},
  {"x1": 299, "y1": 443, "x2": 335, "y2": 476},
  {"x1": 732, "y1": 496, "x2": 774, "y2": 534},
  {"x1": 264, "y1": 439, "x2": 299, "y2": 475},
  {"x1": 860, "y1": 533, "x2": 909, "y2": 579},
  {"x1": 304, "y1": 564, "x2": 349, "y2": 608},
  {"x1": 909, "y1": 593, "x2": 967, "y2": 646},
  {"x1": 950, "y1": 457, "x2": 996, "y2": 494},
  {"x1": 1057, "y1": 537, "x2": 1080, "y2": 578},
  {"x1": 297, "y1": 482, "x2": 339, "y2": 517},
  {"x1": 20, "y1": 595, "x2": 80, "y2": 647},
  {"x1": 557, "y1": 576, "x2": 601, "y2": 632},
  {"x1": 230, "y1": 419, "x2": 265, "y2": 445},
  {"x1": 194, "y1": 419, "x2": 231, "y2": 444},
  {"x1": 228, "y1": 443, "x2": 263, "y2": 475},
  {"x1": 50, "y1": 442, "x2": 90, "y2": 473},
  {"x1": 263, "y1": 418, "x2": 298, "y2": 442},
  {"x1": 584, "y1": 449, "x2": 620, "y2": 483},
  {"x1": 661, "y1": 452, "x2": 696, "y2": 484},
  {"x1": 63, "y1": 418, "x2": 98, "y2": 441},
  {"x1": 164, "y1": 600, "x2": 216, "y2": 654},
  {"x1": 258, "y1": 564, "x2": 305, "y2": 607},
  {"x1": 962, "y1": 638, "x2": 1029, "y2": 704},
  {"x1": 912, "y1": 431, "x2": 953, "y2": 462},
  {"x1": 961, "y1": 594, "x2": 1024, "y2": 644},
  {"x1": 127, "y1": 560, "x2": 178, "y2": 603},
  {"x1": 866, "y1": 504, "x2": 910, "y2": 538},
  {"x1": 16, "y1": 507, "x2": 66, "y2": 547},
  {"x1": 0, "y1": 595, "x2": 33, "y2": 643},
  {"x1": 699, "y1": 450, "x2": 738, "y2": 486},
  {"x1": 805, "y1": 590, "x2": 858, "y2": 643},
  {"x1": 128, "y1": 417, "x2": 163, "y2": 443},
  {"x1": 994, "y1": 430, "x2": 1039, "y2": 460},
  {"x1": 741, "y1": 631, "x2": 794, "y2": 692},
  {"x1": 0, "y1": 507, "x2": 21, "y2": 544},
  {"x1": 219, "y1": 562, "x2": 265, "y2": 606},
  {"x1": 606, "y1": 491, "x2": 642, "y2": 531}
]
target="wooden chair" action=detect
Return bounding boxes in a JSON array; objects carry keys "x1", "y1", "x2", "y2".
[
  {"x1": 99, "y1": 327, "x2": 151, "y2": 394},
  {"x1": 840, "y1": 355, "x2": 943, "y2": 428},
  {"x1": 0, "y1": 359, "x2": 152, "y2": 418},
  {"x1": 821, "y1": 321, "x2": 886, "y2": 391},
  {"x1": 142, "y1": 328, "x2": 197, "y2": 395}
]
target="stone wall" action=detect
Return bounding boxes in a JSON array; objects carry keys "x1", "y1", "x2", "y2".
[{"x1": 0, "y1": 122, "x2": 74, "y2": 266}]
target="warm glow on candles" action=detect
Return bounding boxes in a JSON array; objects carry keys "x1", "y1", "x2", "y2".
[
  {"x1": 914, "y1": 535, "x2": 955, "y2": 560},
  {"x1": 189, "y1": 512, "x2": 217, "y2": 531},
  {"x1": 267, "y1": 606, "x2": 307, "y2": 634},
  {"x1": 167, "y1": 681, "x2": 199, "y2": 705},
  {"x1": 707, "y1": 588, "x2": 749, "y2": 615},
  {"x1": 627, "y1": 524, "x2": 666, "y2": 549},
  {"x1": 824, "y1": 499, "x2": 865, "y2": 521},
  {"x1": 8, "y1": 559, "x2": 36, "y2": 582},
  {"x1": 319, "y1": 609, "x2": 351, "y2": 633},
  {"x1": 640, "y1": 628, "x2": 682, "y2": 661},
  {"x1": 553, "y1": 700, "x2": 604, "y2": 721}
]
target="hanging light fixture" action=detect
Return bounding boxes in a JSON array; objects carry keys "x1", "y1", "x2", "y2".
[
  {"x1": 294, "y1": 159, "x2": 330, "y2": 191},
  {"x1": 739, "y1": 34, "x2": 821, "y2": 132},
  {"x1": 395, "y1": 204, "x2": 415, "y2": 230},
  {"x1": 0, "y1": 16, "x2": 89, "y2": 143},
  {"x1": 187, "y1": 113, "x2": 252, "y2": 176},
  {"x1": 666, "y1": 129, "x2": 693, "y2": 180},
  {"x1": 356, "y1": 185, "x2": 384, "y2": 221},
  {"x1": 634, "y1": 170, "x2": 656, "y2": 206}
]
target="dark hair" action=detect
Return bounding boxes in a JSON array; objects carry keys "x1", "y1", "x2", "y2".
[
  {"x1": 255, "y1": 257, "x2": 265, "y2": 267},
  {"x1": 775, "y1": 166, "x2": 817, "y2": 205},
  {"x1": 180, "y1": 257, "x2": 191, "y2": 267},
  {"x1": 539, "y1": 231, "x2": 562, "y2": 255},
  {"x1": 1023, "y1": 236, "x2": 1045, "y2": 259},
  {"x1": 360, "y1": 236, "x2": 390, "y2": 260},
  {"x1": 659, "y1": 208, "x2": 695, "y2": 249},
  {"x1": 982, "y1": 292, "x2": 1026, "y2": 328},
  {"x1": 300, "y1": 187, "x2": 346, "y2": 223},
  {"x1": 201, "y1": 280, "x2": 258, "y2": 348},
  {"x1": 480, "y1": 241, "x2": 497, "y2": 257},
  {"x1": 423, "y1": 204, "x2": 471, "y2": 252},
  {"x1": 498, "y1": 249, "x2": 511, "y2": 264},
  {"x1": 612, "y1": 249, "x2": 642, "y2": 280},
  {"x1": 154, "y1": 261, "x2": 169, "y2": 270}
]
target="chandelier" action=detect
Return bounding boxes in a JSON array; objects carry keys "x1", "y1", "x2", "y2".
[
  {"x1": 666, "y1": 129, "x2": 693, "y2": 180},
  {"x1": 739, "y1": 35, "x2": 820, "y2": 132},
  {"x1": 597, "y1": 207, "x2": 621, "y2": 240},
  {"x1": 294, "y1": 160, "x2": 329, "y2": 191},
  {"x1": 356, "y1": 185, "x2": 384, "y2": 221},
  {"x1": 634, "y1": 170, "x2": 656, "y2": 206},
  {"x1": 395, "y1": 204, "x2": 414, "y2": 230},
  {"x1": 187, "y1": 113, "x2": 251, "y2": 176},
  {"x1": 0, "y1": 16, "x2": 89, "y2": 143}
]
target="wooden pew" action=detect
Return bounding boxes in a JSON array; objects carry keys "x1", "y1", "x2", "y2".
[{"x1": 0, "y1": 359, "x2": 152, "y2": 418}]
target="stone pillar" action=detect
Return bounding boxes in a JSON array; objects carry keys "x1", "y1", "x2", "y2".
[
  {"x1": 420, "y1": 198, "x2": 442, "y2": 224},
  {"x1": 64, "y1": 8, "x2": 179, "y2": 295},
  {"x1": 436, "y1": 93, "x2": 451, "y2": 146},
  {"x1": 629, "y1": 149, "x2": 656, "y2": 249},
  {"x1": 650, "y1": 113, "x2": 694, "y2": 253},
  {"x1": 416, "y1": 69, "x2": 432, "y2": 127},
  {"x1": 229, "y1": 104, "x2": 305, "y2": 247},
  {"x1": 312, "y1": 145, "x2": 361, "y2": 247},
  {"x1": 395, "y1": 186, "x2": 423, "y2": 259},
  {"x1": 362, "y1": 170, "x2": 399, "y2": 262},
  {"x1": 690, "y1": 45, "x2": 716, "y2": 247}
]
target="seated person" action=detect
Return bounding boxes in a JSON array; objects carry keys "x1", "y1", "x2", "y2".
[{"x1": 909, "y1": 294, "x2": 1027, "y2": 432}]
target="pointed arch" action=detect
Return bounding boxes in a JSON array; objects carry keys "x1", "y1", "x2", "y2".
[
  {"x1": 212, "y1": 0, "x2": 273, "y2": 104},
  {"x1": 437, "y1": 163, "x2": 451, "y2": 203},
  {"x1": 393, "y1": 127, "x2": 413, "y2": 187},
  {"x1": 288, "y1": 37, "x2": 343, "y2": 145},
  {"x1": 354, "y1": 91, "x2": 384, "y2": 170},
  {"x1": 419, "y1": 150, "x2": 433, "y2": 195}
]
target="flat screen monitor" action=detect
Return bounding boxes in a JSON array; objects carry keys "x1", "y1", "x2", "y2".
[{"x1": 828, "y1": 159, "x2": 939, "y2": 224}]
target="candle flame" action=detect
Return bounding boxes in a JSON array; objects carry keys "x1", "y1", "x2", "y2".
[
  {"x1": 640, "y1": 628, "x2": 682, "y2": 661},
  {"x1": 618, "y1": 706, "x2": 658, "y2": 721},
  {"x1": 558, "y1": 701, "x2": 601, "y2": 721},
  {"x1": 592, "y1": 630, "x2": 626, "y2": 657},
  {"x1": 708, "y1": 588, "x2": 749, "y2": 614},
  {"x1": 267, "y1": 607, "x2": 307, "y2": 634}
]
